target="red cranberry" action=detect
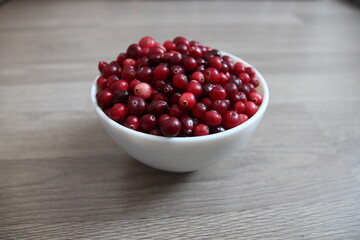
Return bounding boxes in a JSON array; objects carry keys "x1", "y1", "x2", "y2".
[
  {"x1": 210, "y1": 85, "x2": 226, "y2": 100},
  {"x1": 106, "y1": 75, "x2": 119, "y2": 88},
  {"x1": 169, "y1": 105, "x2": 185, "y2": 118},
  {"x1": 240, "y1": 84, "x2": 251, "y2": 95},
  {"x1": 112, "y1": 90, "x2": 129, "y2": 104},
  {"x1": 110, "y1": 80, "x2": 129, "y2": 92},
  {"x1": 158, "y1": 113, "x2": 170, "y2": 125},
  {"x1": 232, "y1": 91, "x2": 247, "y2": 103},
  {"x1": 153, "y1": 80, "x2": 166, "y2": 90},
  {"x1": 163, "y1": 52, "x2": 174, "y2": 63},
  {"x1": 202, "y1": 83, "x2": 214, "y2": 97},
  {"x1": 137, "y1": 57, "x2": 149, "y2": 68},
  {"x1": 170, "y1": 53, "x2": 182, "y2": 65},
  {"x1": 116, "y1": 53, "x2": 128, "y2": 66},
  {"x1": 129, "y1": 79, "x2": 141, "y2": 92},
  {"x1": 148, "y1": 128, "x2": 161, "y2": 136},
  {"x1": 209, "y1": 49, "x2": 221, "y2": 56},
  {"x1": 127, "y1": 96, "x2": 146, "y2": 116},
  {"x1": 109, "y1": 103, "x2": 128, "y2": 122},
  {"x1": 193, "y1": 124, "x2": 209, "y2": 136},
  {"x1": 175, "y1": 44, "x2": 189, "y2": 54},
  {"x1": 222, "y1": 110, "x2": 241, "y2": 129},
  {"x1": 182, "y1": 56, "x2": 197, "y2": 72},
  {"x1": 223, "y1": 82, "x2": 238, "y2": 98},
  {"x1": 154, "y1": 64, "x2": 169, "y2": 80},
  {"x1": 97, "y1": 76, "x2": 107, "y2": 89},
  {"x1": 204, "y1": 111, "x2": 222, "y2": 127},
  {"x1": 170, "y1": 65, "x2": 184, "y2": 76},
  {"x1": 121, "y1": 66, "x2": 136, "y2": 82},
  {"x1": 248, "y1": 92, "x2": 262, "y2": 106},
  {"x1": 163, "y1": 40, "x2": 176, "y2": 51},
  {"x1": 96, "y1": 89, "x2": 113, "y2": 108},
  {"x1": 233, "y1": 62, "x2": 246, "y2": 75},
  {"x1": 244, "y1": 101, "x2": 258, "y2": 117},
  {"x1": 189, "y1": 46, "x2": 203, "y2": 58},
  {"x1": 219, "y1": 72, "x2": 228, "y2": 85},
  {"x1": 239, "y1": 114, "x2": 249, "y2": 124},
  {"x1": 98, "y1": 61, "x2": 107, "y2": 72},
  {"x1": 186, "y1": 80, "x2": 203, "y2": 97},
  {"x1": 162, "y1": 83, "x2": 175, "y2": 96},
  {"x1": 234, "y1": 101, "x2": 245, "y2": 113},
  {"x1": 208, "y1": 56, "x2": 223, "y2": 70},
  {"x1": 148, "y1": 54, "x2": 163, "y2": 66},
  {"x1": 139, "y1": 36, "x2": 155, "y2": 48},
  {"x1": 190, "y1": 40, "x2": 200, "y2": 46},
  {"x1": 147, "y1": 100, "x2": 168, "y2": 115},
  {"x1": 220, "y1": 63, "x2": 229, "y2": 73},
  {"x1": 212, "y1": 100, "x2": 228, "y2": 115},
  {"x1": 204, "y1": 67, "x2": 220, "y2": 84},
  {"x1": 181, "y1": 115, "x2": 194, "y2": 135},
  {"x1": 211, "y1": 126, "x2": 225, "y2": 134},
  {"x1": 248, "y1": 83, "x2": 256, "y2": 92},
  {"x1": 172, "y1": 73, "x2": 188, "y2": 88},
  {"x1": 134, "y1": 82, "x2": 152, "y2": 100},
  {"x1": 122, "y1": 58, "x2": 137, "y2": 68},
  {"x1": 102, "y1": 64, "x2": 119, "y2": 78},
  {"x1": 124, "y1": 115, "x2": 140, "y2": 130},
  {"x1": 201, "y1": 97, "x2": 213, "y2": 109},
  {"x1": 126, "y1": 43, "x2": 142, "y2": 59},
  {"x1": 192, "y1": 102, "x2": 207, "y2": 119},
  {"x1": 152, "y1": 93, "x2": 167, "y2": 102},
  {"x1": 147, "y1": 46, "x2": 163, "y2": 56},
  {"x1": 191, "y1": 71, "x2": 205, "y2": 85},
  {"x1": 160, "y1": 117, "x2": 181, "y2": 137},
  {"x1": 170, "y1": 92, "x2": 181, "y2": 106},
  {"x1": 140, "y1": 114, "x2": 157, "y2": 131},
  {"x1": 173, "y1": 36, "x2": 189, "y2": 46},
  {"x1": 136, "y1": 66, "x2": 153, "y2": 83},
  {"x1": 250, "y1": 77, "x2": 260, "y2": 87},
  {"x1": 239, "y1": 72, "x2": 250, "y2": 84},
  {"x1": 245, "y1": 66, "x2": 256, "y2": 77},
  {"x1": 179, "y1": 92, "x2": 196, "y2": 110},
  {"x1": 196, "y1": 65, "x2": 205, "y2": 72}
]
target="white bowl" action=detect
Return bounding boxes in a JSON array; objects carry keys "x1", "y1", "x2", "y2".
[{"x1": 91, "y1": 52, "x2": 269, "y2": 172}]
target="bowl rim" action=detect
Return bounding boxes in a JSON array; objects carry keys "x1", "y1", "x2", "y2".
[{"x1": 91, "y1": 51, "x2": 269, "y2": 143}]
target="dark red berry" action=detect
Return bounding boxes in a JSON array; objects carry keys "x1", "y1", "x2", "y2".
[
  {"x1": 223, "y1": 82, "x2": 238, "y2": 98},
  {"x1": 97, "y1": 76, "x2": 107, "y2": 89},
  {"x1": 158, "y1": 113, "x2": 170, "y2": 125},
  {"x1": 170, "y1": 92, "x2": 181, "y2": 106},
  {"x1": 192, "y1": 103, "x2": 207, "y2": 119},
  {"x1": 212, "y1": 100, "x2": 228, "y2": 115},
  {"x1": 98, "y1": 61, "x2": 107, "y2": 72},
  {"x1": 160, "y1": 117, "x2": 181, "y2": 137},
  {"x1": 202, "y1": 83, "x2": 214, "y2": 97},
  {"x1": 250, "y1": 77, "x2": 260, "y2": 87},
  {"x1": 148, "y1": 46, "x2": 165, "y2": 57},
  {"x1": 211, "y1": 126, "x2": 225, "y2": 134},
  {"x1": 154, "y1": 64, "x2": 169, "y2": 81},
  {"x1": 170, "y1": 53, "x2": 182, "y2": 65},
  {"x1": 147, "y1": 100, "x2": 168, "y2": 115},
  {"x1": 239, "y1": 72, "x2": 250, "y2": 84},
  {"x1": 210, "y1": 85, "x2": 226, "y2": 100},
  {"x1": 173, "y1": 36, "x2": 189, "y2": 46},
  {"x1": 185, "y1": 80, "x2": 203, "y2": 97},
  {"x1": 136, "y1": 66, "x2": 153, "y2": 83},
  {"x1": 162, "y1": 82, "x2": 175, "y2": 96},
  {"x1": 182, "y1": 56, "x2": 197, "y2": 72},
  {"x1": 172, "y1": 73, "x2": 188, "y2": 89},
  {"x1": 169, "y1": 105, "x2": 185, "y2": 118},
  {"x1": 140, "y1": 114, "x2": 157, "y2": 131},
  {"x1": 163, "y1": 40, "x2": 176, "y2": 51},
  {"x1": 219, "y1": 72, "x2": 228, "y2": 85},
  {"x1": 204, "y1": 67, "x2": 220, "y2": 84},
  {"x1": 129, "y1": 79, "x2": 141, "y2": 92},
  {"x1": 193, "y1": 124, "x2": 209, "y2": 136},
  {"x1": 110, "y1": 80, "x2": 128, "y2": 92},
  {"x1": 189, "y1": 46, "x2": 203, "y2": 58},
  {"x1": 124, "y1": 115, "x2": 140, "y2": 130},
  {"x1": 175, "y1": 44, "x2": 189, "y2": 54},
  {"x1": 181, "y1": 115, "x2": 194, "y2": 135},
  {"x1": 240, "y1": 84, "x2": 251, "y2": 95},
  {"x1": 102, "y1": 64, "x2": 119, "y2": 78},
  {"x1": 109, "y1": 103, "x2": 128, "y2": 122},
  {"x1": 208, "y1": 56, "x2": 223, "y2": 70},
  {"x1": 106, "y1": 75, "x2": 119, "y2": 88},
  {"x1": 96, "y1": 89, "x2": 113, "y2": 108},
  {"x1": 222, "y1": 111, "x2": 241, "y2": 130},
  {"x1": 126, "y1": 43, "x2": 142, "y2": 59},
  {"x1": 112, "y1": 90, "x2": 129, "y2": 104},
  {"x1": 170, "y1": 65, "x2": 185, "y2": 76},
  {"x1": 244, "y1": 101, "x2": 258, "y2": 117},
  {"x1": 191, "y1": 71, "x2": 205, "y2": 85},
  {"x1": 179, "y1": 92, "x2": 196, "y2": 110},
  {"x1": 127, "y1": 96, "x2": 146, "y2": 116},
  {"x1": 121, "y1": 66, "x2": 136, "y2": 82},
  {"x1": 203, "y1": 111, "x2": 222, "y2": 127},
  {"x1": 200, "y1": 97, "x2": 213, "y2": 109},
  {"x1": 231, "y1": 91, "x2": 247, "y2": 103},
  {"x1": 234, "y1": 101, "x2": 245, "y2": 113},
  {"x1": 148, "y1": 128, "x2": 161, "y2": 136},
  {"x1": 233, "y1": 62, "x2": 246, "y2": 75},
  {"x1": 152, "y1": 93, "x2": 167, "y2": 102}
]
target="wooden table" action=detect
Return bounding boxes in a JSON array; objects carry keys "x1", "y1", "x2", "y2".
[{"x1": 1, "y1": 0, "x2": 360, "y2": 239}]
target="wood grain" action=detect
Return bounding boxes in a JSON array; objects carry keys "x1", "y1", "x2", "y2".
[{"x1": 1, "y1": 0, "x2": 360, "y2": 239}]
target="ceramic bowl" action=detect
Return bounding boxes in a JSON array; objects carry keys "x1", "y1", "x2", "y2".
[{"x1": 91, "y1": 52, "x2": 269, "y2": 172}]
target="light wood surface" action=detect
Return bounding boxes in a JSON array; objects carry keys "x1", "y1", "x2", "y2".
[{"x1": 1, "y1": 0, "x2": 360, "y2": 239}]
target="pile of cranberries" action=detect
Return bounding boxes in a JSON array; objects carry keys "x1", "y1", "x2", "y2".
[{"x1": 96, "y1": 36, "x2": 262, "y2": 137}]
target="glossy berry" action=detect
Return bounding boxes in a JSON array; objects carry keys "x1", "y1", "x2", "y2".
[
  {"x1": 219, "y1": 72, "x2": 228, "y2": 85},
  {"x1": 234, "y1": 101, "x2": 245, "y2": 114},
  {"x1": 239, "y1": 72, "x2": 250, "y2": 84},
  {"x1": 127, "y1": 96, "x2": 146, "y2": 116},
  {"x1": 203, "y1": 111, "x2": 222, "y2": 127},
  {"x1": 208, "y1": 56, "x2": 223, "y2": 70},
  {"x1": 204, "y1": 67, "x2": 220, "y2": 84},
  {"x1": 170, "y1": 53, "x2": 182, "y2": 65},
  {"x1": 211, "y1": 126, "x2": 225, "y2": 134},
  {"x1": 223, "y1": 82, "x2": 238, "y2": 98},
  {"x1": 148, "y1": 129, "x2": 161, "y2": 136},
  {"x1": 245, "y1": 66, "x2": 256, "y2": 77},
  {"x1": 160, "y1": 117, "x2": 182, "y2": 137},
  {"x1": 244, "y1": 101, "x2": 258, "y2": 117},
  {"x1": 121, "y1": 66, "x2": 136, "y2": 82},
  {"x1": 239, "y1": 114, "x2": 249, "y2": 124},
  {"x1": 97, "y1": 76, "x2": 107, "y2": 89},
  {"x1": 98, "y1": 61, "x2": 107, "y2": 72},
  {"x1": 232, "y1": 91, "x2": 247, "y2": 103},
  {"x1": 182, "y1": 56, "x2": 197, "y2": 72},
  {"x1": 147, "y1": 100, "x2": 168, "y2": 116},
  {"x1": 148, "y1": 46, "x2": 165, "y2": 57},
  {"x1": 175, "y1": 44, "x2": 189, "y2": 54},
  {"x1": 181, "y1": 115, "x2": 194, "y2": 135},
  {"x1": 158, "y1": 113, "x2": 170, "y2": 125},
  {"x1": 123, "y1": 115, "x2": 140, "y2": 130},
  {"x1": 154, "y1": 64, "x2": 169, "y2": 80},
  {"x1": 129, "y1": 79, "x2": 141, "y2": 92},
  {"x1": 248, "y1": 92, "x2": 263, "y2": 106},
  {"x1": 193, "y1": 124, "x2": 209, "y2": 136},
  {"x1": 172, "y1": 73, "x2": 188, "y2": 89},
  {"x1": 140, "y1": 114, "x2": 157, "y2": 131},
  {"x1": 170, "y1": 65, "x2": 184, "y2": 76},
  {"x1": 106, "y1": 75, "x2": 119, "y2": 88},
  {"x1": 134, "y1": 83, "x2": 152, "y2": 100},
  {"x1": 116, "y1": 53, "x2": 127, "y2": 65},
  {"x1": 136, "y1": 66, "x2": 154, "y2": 83},
  {"x1": 210, "y1": 85, "x2": 226, "y2": 100},
  {"x1": 122, "y1": 58, "x2": 137, "y2": 68},
  {"x1": 109, "y1": 103, "x2": 128, "y2": 122},
  {"x1": 192, "y1": 103, "x2": 207, "y2": 119},
  {"x1": 185, "y1": 80, "x2": 203, "y2": 97},
  {"x1": 169, "y1": 105, "x2": 185, "y2": 118},
  {"x1": 112, "y1": 90, "x2": 129, "y2": 104},
  {"x1": 212, "y1": 100, "x2": 228, "y2": 115},
  {"x1": 97, "y1": 89, "x2": 113, "y2": 108},
  {"x1": 201, "y1": 97, "x2": 213, "y2": 109},
  {"x1": 189, "y1": 46, "x2": 203, "y2": 58},
  {"x1": 191, "y1": 71, "x2": 205, "y2": 85},
  {"x1": 179, "y1": 92, "x2": 196, "y2": 110},
  {"x1": 162, "y1": 83, "x2": 175, "y2": 96},
  {"x1": 173, "y1": 36, "x2": 189, "y2": 46},
  {"x1": 170, "y1": 92, "x2": 181, "y2": 106},
  {"x1": 233, "y1": 62, "x2": 246, "y2": 75},
  {"x1": 110, "y1": 80, "x2": 129, "y2": 92},
  {"x1": 126, "y1": 43, "x2": 142, "y2": 59},
  {"x1": 222, "y1": 110, "x2": 241, "y2": 130},
  {"x1": 163, "y1": 40, "x2": 176, "y2": 51},
  {"x1": 102, "y1": 64, "x2": 119, "y2": 78},
  {"x1": 139, "y1": 36, "x2": 155, "y2": 48}
]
